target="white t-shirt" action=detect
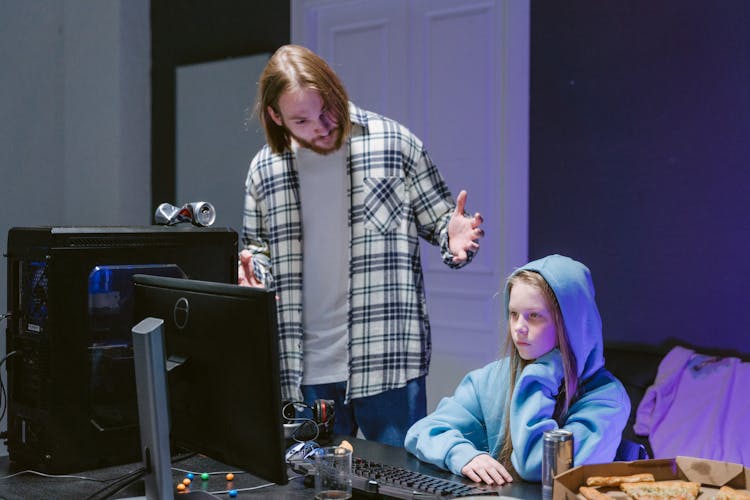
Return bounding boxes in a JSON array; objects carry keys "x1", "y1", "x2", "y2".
[{"x1": 294, "y1": 143, "x2": 349, "y2": 385}]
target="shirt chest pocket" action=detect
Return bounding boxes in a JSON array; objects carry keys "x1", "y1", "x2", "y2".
[{"x1": 363, "y1": 176, "x2": 405, "y2": 233}]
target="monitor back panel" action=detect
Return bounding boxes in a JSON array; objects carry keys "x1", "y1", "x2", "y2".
[{"x1": 133, "y1": 275, "x2": 287, "y2": 485}]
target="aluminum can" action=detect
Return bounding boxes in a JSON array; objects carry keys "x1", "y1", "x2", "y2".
[
  {"x1": 154, "y1": 201, "x2": 216, "y2": 227},
  {"x1": 542, "y1": 429, "x2": 573, "y2": 491},
  {"x1": 185, "y1": 201, "x2": 216, "y2": 227}
]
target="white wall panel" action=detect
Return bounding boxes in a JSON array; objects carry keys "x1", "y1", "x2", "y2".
[
  {"x1": 292, "y1": 0, "x2": 409, "y2": 124},
  {"x1": 292, "y1": 0, "x2": 529, "y2": 410}
]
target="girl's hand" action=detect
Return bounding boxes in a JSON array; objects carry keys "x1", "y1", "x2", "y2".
[{"x1": 461, "y1": 454, "x2": 513, "y2": 485}]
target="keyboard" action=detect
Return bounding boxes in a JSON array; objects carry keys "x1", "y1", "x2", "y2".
[{"x1": 352, "y1": 456, "x2": 500, "y2": 498}]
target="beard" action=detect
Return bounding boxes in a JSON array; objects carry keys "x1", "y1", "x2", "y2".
[{"x1": 286, "y1": 125, "x2": 345, "y2": 155}]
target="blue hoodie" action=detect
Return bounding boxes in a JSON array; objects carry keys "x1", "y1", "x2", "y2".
[{"x1": 404, "y1": 254, "x2": 630, "y2": 481}]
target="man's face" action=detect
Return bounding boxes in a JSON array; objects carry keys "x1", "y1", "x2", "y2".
[
  {"x1": 267, "y1": 87, "x2": 343, "y2": 155},
  {"x1": 508, "y1": 281, "x2": 558, "y2": 361}
]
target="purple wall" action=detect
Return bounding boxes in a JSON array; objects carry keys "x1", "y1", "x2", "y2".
[{"x1": 529, "y1": 1, "x2": 750, "y2": 354}]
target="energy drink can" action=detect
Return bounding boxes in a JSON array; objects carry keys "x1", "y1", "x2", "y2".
[
  {"x1": 185, "y1": 201, "x2": 216, "y2": 227},
  {"x1": 155, "y1": 201, "x2": 216, "y2": 227},
  {"x1": 542, "y1": 429, "x2": 573, "y2": 492}
]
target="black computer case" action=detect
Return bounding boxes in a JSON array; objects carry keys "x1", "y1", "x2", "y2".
[{"x1": 4, "y1": 226, "x2": 238, "y2": 473}]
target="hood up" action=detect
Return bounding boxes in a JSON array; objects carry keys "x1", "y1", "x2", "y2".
[{"x1": 504, "y1": 254, "x2": 604, "y2": 381}]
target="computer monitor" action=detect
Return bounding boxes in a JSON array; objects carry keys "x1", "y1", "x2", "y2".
[{"x1": 132, "y1": 274, "x2": 288, "y2": 485}]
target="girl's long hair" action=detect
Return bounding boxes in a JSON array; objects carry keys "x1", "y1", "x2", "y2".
[{"x1": 497, "y1": 270, "x2": 578, "y2": 475}]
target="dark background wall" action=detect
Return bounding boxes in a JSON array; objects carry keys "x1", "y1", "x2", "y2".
[
  {"x1": 529, "y1": 1, "x2": 750, "y2": 354},
  {"x1": 150, "y1": 0, "x2": 289, "y2": 210}
]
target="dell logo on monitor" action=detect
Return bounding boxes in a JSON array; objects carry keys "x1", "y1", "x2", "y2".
[{"x1": 173, "y1": 297, "x2": 189, "y2": 329}]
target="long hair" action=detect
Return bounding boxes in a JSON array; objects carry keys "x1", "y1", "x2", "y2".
[
  {"x1": 497, "y1": 270, "x2": 578, "y2": 474},
  {"x1": 256, "y1": 44, "x2": 351, "y2": 154}
]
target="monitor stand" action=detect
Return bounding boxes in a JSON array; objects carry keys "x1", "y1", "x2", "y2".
[{"x1": 129, "y1": 317, "x2": 219, "y2": 500}]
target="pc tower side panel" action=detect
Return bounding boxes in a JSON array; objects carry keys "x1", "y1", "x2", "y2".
[{"x1": 5, "y1": 226, "x2": 238, "y2": 473}]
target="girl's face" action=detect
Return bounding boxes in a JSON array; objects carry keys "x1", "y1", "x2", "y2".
[{"x1": 508, "y1": 281, "x2": 558, "y2": 360}]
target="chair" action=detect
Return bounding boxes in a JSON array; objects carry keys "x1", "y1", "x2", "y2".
[{"x1": 614, "y1": 438, "x2": 650, "y2": 461}]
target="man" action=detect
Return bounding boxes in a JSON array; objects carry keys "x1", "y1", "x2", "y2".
[{"x1": 239, "y1": 45, "x2": 484, "y2": 446}]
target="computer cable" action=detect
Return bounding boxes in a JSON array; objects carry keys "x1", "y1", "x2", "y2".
[
  {"x1": 79, "y1": 465, "x2": 147, "y2": 500},
  {"x1": 172, "y1": 466, "x2": 244, "y2": 478},
  {"x1": 0, "y1": 466, "x2": 146, "y2": 500},
  {"x1": 0, "y1": 350, "x2": 18, "y2": 428},
  {"x1": 77, "y1": 452, "x2": 194, "y2": 499},
  {"x1": 172, "y1": 465, "x2": 275, "y2": 496},
  {"x1": 282, "y1": 400, "x2": 335, "y2": 443},
  {"x1": 0, "y1": 467, "x2": 273, "y2": 500},
  {"x1": 206, "y1": 482, "x2": 276, "y2": 496},
  {"x1": 0, "y1": 468, "x2": 130, "y2": 482}
]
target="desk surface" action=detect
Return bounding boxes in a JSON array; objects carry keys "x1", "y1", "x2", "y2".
[{"x1": 0, "y1": 437, "x2": 545, "y2": 499}]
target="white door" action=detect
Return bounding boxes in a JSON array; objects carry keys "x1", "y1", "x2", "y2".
[{"x1": 292, "y1": 0, "x2": 529, "y2": 409}]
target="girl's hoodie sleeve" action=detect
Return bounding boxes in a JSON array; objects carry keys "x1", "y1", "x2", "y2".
[
  {"x1": 404, "y1": 365, "x2": 495, "y2": 476},
  {"x1": 509, "y1": 349, "x2": 630, "y2": 481}
]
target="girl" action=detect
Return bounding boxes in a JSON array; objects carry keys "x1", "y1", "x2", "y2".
[{"x1": 404, "y1": 254, "x2": 630, "y2": 485}]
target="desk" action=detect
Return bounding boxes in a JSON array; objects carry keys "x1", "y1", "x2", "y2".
[
  {"x1": 0, "y1": 437, "x2": 545, "y2": 499},
  {"x1": 0, "y1": 453, "x2": 305, "y2": 499}
]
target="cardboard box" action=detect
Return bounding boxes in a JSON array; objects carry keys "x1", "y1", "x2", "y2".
[{"x1": 554, "y1": 456, "x2": 750, "y2": 499}]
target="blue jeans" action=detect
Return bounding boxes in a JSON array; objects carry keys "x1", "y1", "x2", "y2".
[{"x1": 301, "y1": 376, "x2": 426, "y2": 448}]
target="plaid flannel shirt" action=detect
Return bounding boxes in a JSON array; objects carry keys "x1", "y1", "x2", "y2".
[{"x1": 242, "y1": 103, "x2": 473, "y2": 402}]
